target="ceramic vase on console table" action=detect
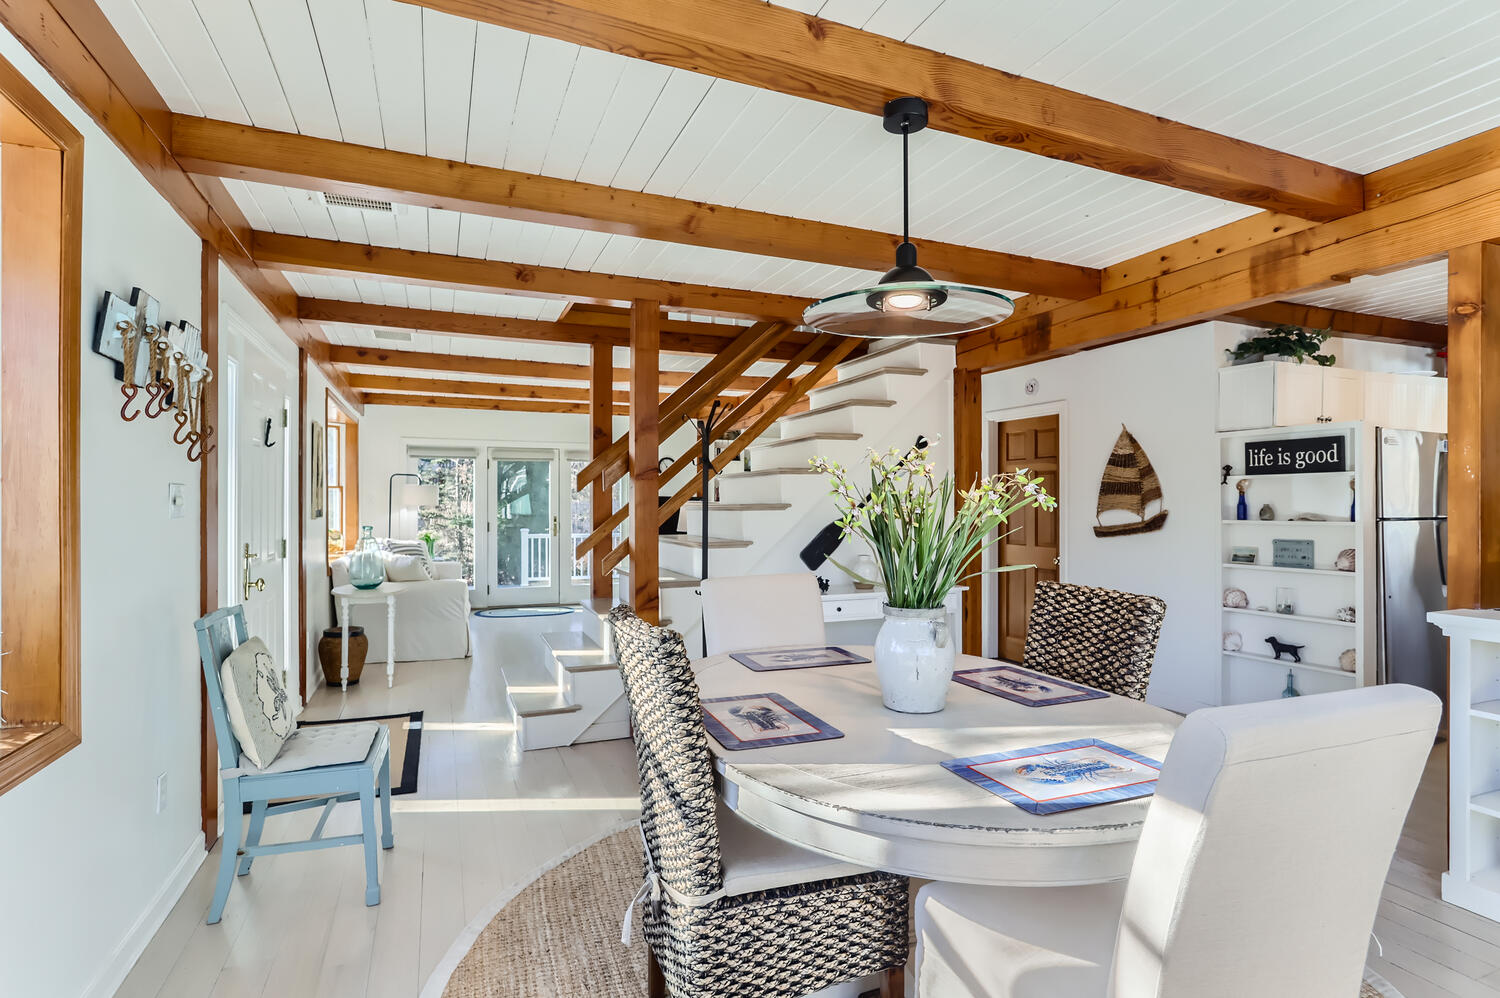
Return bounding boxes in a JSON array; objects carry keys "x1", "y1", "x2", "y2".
[{"x1": 812, "y1": 444, "x2": 1055, "y2": 713}]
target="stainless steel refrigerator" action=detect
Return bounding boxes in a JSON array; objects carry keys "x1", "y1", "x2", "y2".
[{"x1": 1375, "y1": 427, "x2": 1448, "y2": 706}]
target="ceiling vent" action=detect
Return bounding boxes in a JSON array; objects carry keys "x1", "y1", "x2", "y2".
[
  {"x1": 310, "y1": 191, "x2": 399, "y2": 213},
  {"x1": 373, "y1": 328, "x2": 413, "y2": 343}
]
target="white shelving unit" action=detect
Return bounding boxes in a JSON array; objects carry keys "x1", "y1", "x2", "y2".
[
  {"x1": 1218, "y1": 422, "x2": 1377, "y2": 704},
  {"x1": 1428, "y1": 610, "x2": 1500, "y2": 921}
]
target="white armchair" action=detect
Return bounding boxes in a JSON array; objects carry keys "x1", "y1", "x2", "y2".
[
  {"x1": 330, "y1": 556, "x2": 470, "y2": 662},
  {"x1": 914, "y1": 684, "x2": 1440, "y2": 997}
]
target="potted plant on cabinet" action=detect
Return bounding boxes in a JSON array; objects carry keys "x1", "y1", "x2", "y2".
[
  {"x1": 812, "y1": 443, "x2": 1055, "y2": 713},
  {"x1": 1226, "y1": 324, "x2": 1337, "y2": 366}
]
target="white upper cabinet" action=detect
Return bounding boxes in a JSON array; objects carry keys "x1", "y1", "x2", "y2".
[
  {"x1": 1218, "y1": 361, "x2": 1368, "y2": 430},
  {"x1": 1219, "y1": 361, "x2": 1445, "y2": 431}
]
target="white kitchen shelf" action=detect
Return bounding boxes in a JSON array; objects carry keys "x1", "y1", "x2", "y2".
[
  {"x1": 1472, "y1": 699, "x2": 1500, "y2": 723},
  {"x1": 1220, "y1": 563, "x2": 1357, "y2": 578},
  {"x1": 1471, "y1": 791, "x2": 1500, "y2": 820},
  {"x1": 1222, "y1": 650, "x2": 1356, "y2": 679},
  {"x1": 1222, "y1": 607, "x2": 1355, "y2": 627},
  {"x1": 1220, "y1": 519, "x2": 1357, "y2": 526}
]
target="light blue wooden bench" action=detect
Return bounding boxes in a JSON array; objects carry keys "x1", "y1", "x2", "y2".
[{"x1": 194, "y1": 605, "x2": 394, "y2": 925}]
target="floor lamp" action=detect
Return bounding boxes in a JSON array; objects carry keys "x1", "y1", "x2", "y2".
[{"x1": 387, "y1": 473, "x2": 438, "y2": 539}]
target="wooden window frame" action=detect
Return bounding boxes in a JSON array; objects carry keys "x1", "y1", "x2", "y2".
[
  {"x1": 325, "y1": 390, "x2": 358, "y2": 559},
  {"x1": 0, "y1": 54, "x2": 83, "y2": 796}
]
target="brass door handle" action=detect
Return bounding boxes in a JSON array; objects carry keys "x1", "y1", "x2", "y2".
[{"x1": 243, "y1": 542, "x2": 266, "y2": 600}]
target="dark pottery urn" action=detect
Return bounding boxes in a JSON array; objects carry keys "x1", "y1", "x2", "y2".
[{"x1": 318, "y1": 625, "x2": 367, "y2": 686}]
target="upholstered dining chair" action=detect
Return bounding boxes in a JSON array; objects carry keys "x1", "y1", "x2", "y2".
[
  {"x1": 700, "y1": 571, "x2": 827, "y2": 657},
  {"x1": 1022, "y1": 580, "x2": 1166, "y2": 699},
  {"x1": 193, "y1": 605, "x2": 393, "y2": 925},
  {"x1": 913, "y1": 684, "x2": 1440, "y2": 998},
  {"x1": 609, "y1": 605, "x2": 908, "y2": 998}
]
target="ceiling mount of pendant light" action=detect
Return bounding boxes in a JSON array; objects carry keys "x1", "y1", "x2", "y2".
[{"x1": 802, "y1": 96, "x2": 1014, "y2": 340}]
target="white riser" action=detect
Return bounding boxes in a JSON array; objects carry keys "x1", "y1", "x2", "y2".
[
  {"x1": 659, "y1": 542, "x2": 762, "y2": 580},
  {"x1": 718, "y1": 470, "x2": 830, "y2": 505},
  {"x1": 578, "y1": 607, "x2": 608, "y2": 647},
  {"x1": 777, "y1": 405, "x2": 869, "y2": 435},
  {"x1": 837, "y1": 341, "x2": 953, "y2": 381},
  {"x1": 809, "y1": 372, "x2": 916, "y2": 408},
  {"x1": 749, "y1": 437, "x2": 840, "y2": 467}
]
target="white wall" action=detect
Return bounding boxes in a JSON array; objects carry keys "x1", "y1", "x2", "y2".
[
  {"x1": 982, "y1": 324, "x2": 1224, "y2": 713},
  {"x1": 0, "y1": 24, "x2": 209, "y2": 998},
  {"x1": 981, "y1": 320, "x2": 1442, "y2": 714}
]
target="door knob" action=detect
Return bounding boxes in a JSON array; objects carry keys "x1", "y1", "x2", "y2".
[
  {"x1": 1052, "y1": 557, "x2": 1061, "y2": 566},
  {"x1": 242, "y1": 542, "x2": 266, "y2": 601}
]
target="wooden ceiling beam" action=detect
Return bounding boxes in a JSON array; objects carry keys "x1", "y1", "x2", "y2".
[
  {"x1": 361, "y1": 392, "x2": 629, "y2": 415},
  {"x1": 173, "y1": 114, "x2": 1099, "y2": 299},
  {"x1": 956, "y1": 156, "x2": 1500, "y2": 371},
  {"x1": 1224, "y1": 301, "x2": 1446, "y2": 350},
  {"x1": 255, "y1": 232, "x2": 807, "y2": 322},
  {"x1": 327, "y1": 345, "x2": 770, "y2": 392},
  {"x1": 343, "y1": 373, "x2": 660, "y2": 403},
  {"x1": 411, "y1": 0, "x2": 1364, "y2": 222},
  {"x1": 297, "y1": 297, "x2": 824, "y2": 361}
]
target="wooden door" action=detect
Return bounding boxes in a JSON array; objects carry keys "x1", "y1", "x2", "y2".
[{"x1": 997, "y1": 415, "x2": 1061, "y2": 661}]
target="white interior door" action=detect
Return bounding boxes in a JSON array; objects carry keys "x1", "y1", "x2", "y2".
[{"x1": 224, "y1": 327, "x2": 294, "y2": 692}]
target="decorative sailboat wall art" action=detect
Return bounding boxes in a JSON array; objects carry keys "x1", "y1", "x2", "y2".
[{"x1": 1094, "y1": 426, "x2": 1169, "y2": 537}]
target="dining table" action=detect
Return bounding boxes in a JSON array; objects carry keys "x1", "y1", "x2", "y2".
[{"x1": 695, "y1": 645, "x2": 1182, "y2": 887}]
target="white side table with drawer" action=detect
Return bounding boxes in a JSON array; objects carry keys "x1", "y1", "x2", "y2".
[{"x1": 819, "y1": 584, "x2": 965, "y2": 654}]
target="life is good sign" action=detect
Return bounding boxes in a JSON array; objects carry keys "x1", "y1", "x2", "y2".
[{"x1": 1244, "y1": 435, "x2": 1347, "y2": 475}]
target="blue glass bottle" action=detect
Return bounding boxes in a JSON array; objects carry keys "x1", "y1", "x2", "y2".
[
  {"x1": 1281, "y1": 670, "x2": 1300, "y2": 698},
  {"x1": 348, "y1": 525, "x2": 386, "y2": 590},
  {"x1": 1236, "y1": 491, "x2": 1249, "y2": 521}
]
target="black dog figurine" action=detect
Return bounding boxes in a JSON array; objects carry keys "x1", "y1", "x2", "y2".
[{"x1": 1265, "y1": 636, "x2": 1304, "y2": 663}]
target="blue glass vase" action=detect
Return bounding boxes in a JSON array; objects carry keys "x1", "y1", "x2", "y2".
[
  {"x1": 1236, "y1": 493, "x2": 1248, "y2": 520},
  {"x1": 1281, "y1": 670, "x2": 1300, "y2": 698},
  {"x1": 348, "y1": 525, "x2": 386, "y2": 590}
]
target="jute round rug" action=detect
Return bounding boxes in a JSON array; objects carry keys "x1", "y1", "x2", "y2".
[{"x1": 422, "y1": 824, "x2": 1403, "y2": 997}]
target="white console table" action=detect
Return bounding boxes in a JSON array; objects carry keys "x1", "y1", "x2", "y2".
[
  {"x1": 819, "y1": 584, "x2": 965, "y2": 654},
  {"x1": 1428, "y1": 609, "x2": 1500, "y2": 919}
]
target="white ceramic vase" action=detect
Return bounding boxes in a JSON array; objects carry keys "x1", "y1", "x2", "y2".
[{"x1": 874, "y1": 604, "x2": 956, "y2": 713}]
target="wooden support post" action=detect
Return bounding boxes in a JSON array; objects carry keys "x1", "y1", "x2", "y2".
[
  {"x1": 629, "y1": 300, "x2": 661, "y2": 624},
  {"x1": 199, "y1": 240, "x2": 220, "y2": 849},
  {"x1": 953, "y1": 367, "x2": 983, "y2": 656},
  {"x1": 589, "y1": 341, "x2": 613, "y2": 600},
  {"x1": 1447, "y1": 243, "x2": 1500, "y2": 609}
]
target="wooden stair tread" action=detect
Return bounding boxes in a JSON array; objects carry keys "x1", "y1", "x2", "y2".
[
  {"x1": 508, "y1": 691, "x2": 581, "y2": 717},
  {"x1": 659, "y1": 535, "x2": 754, "y2": 549},
  {"x1": 754, "y1": 431, "x2": 862, "y2": 449},
  {"x1": 722, "y1": 466, "x2": 821, "y2": 479},
  {"x1": 781, "y1": 398, "x2": 898, "y2": 421},
  {"x1": 821, "y1": 366, "x2": 926, "y2": 392},
  {"x1": 682, "y1": 500, "x2": 791, "y2": 511}
]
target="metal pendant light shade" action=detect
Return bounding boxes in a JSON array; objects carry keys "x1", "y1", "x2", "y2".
[{"x1": 802, "y1": 97, "x2": 1014, "y2": 340}]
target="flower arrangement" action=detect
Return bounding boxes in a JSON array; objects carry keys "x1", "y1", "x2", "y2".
[
  {"x1": 418, "y1": 529, "x2": 438, "y2": 558},
  {"x1": 811, "y1": 442, "x2": 1056, "y2": 610}
]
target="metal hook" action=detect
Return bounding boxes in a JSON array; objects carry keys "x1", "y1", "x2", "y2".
[
  {"x1": 263, "y1": 416, "x2": 277, "y2": 448},
  {"x1": 119, "y1": 383, "x2": 143, "y2": 422}
]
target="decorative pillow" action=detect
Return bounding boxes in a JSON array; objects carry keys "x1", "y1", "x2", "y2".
[
  {"x1": 384, "y1": 553, "x2": 431, "y2": 582},
  {"x1": 382, "y1": 539, "x2": 435, "y2": 579},
  {"x1": 220, "y1": 637, "x2": 297, "y2": 769}
]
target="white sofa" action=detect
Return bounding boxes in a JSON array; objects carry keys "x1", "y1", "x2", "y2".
[{"x1": 330, "y1": 556, "x2": 471, "y2": 663}]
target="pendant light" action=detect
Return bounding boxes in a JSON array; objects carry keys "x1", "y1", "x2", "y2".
[{"x1": 802, "y1": 97, "x2": 1015, "y2": 340}]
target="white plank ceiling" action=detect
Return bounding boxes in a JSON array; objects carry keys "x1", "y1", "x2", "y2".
[{"x1": 98, "y1": 0, "x2": 1497, "y2": 370}]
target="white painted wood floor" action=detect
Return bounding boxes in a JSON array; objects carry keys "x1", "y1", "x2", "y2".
[{"x1": 117, "y1": 653, "x2": 1496, "y2": 998}]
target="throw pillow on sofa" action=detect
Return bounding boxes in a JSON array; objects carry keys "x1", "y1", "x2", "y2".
[
  {"x1": 220, "y1": 637, "x2": 296, "y2": 769},
  {"x1": 384, "y1": 553, "x2": 432, "y2": 583},
  {"x1": 382, "y1": 539, "x2": 435, "y2": 579}
]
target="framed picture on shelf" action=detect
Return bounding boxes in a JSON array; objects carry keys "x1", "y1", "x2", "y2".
[
  {"x1": 1230, "y1": 546, "x2": 1257, "y2": 564},
  {"x1": 1272, "y1": 538, "x2": 1315, "y2": 569}
]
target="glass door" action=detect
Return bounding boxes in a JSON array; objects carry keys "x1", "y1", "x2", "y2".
[
  {"x1": 561, "y1": 452, "x2": 592, "y2": 604},
  {"x1": 411, "y1": 451, "x2": 478, "y2": 587},
  {"x1": 488, "y1": 448, "x2": 559, "y2": 606}
]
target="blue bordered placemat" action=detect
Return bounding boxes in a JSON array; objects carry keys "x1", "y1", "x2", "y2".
[
  {"x1": 729, "y1": 646, "x2": 871, "y2": 672},
  {"x1": 952, "y1": 664, "x2": 1109, "y2": 706},
  {"x1": 942, "y1": 738, "x2": 1161, "y2": 815},
  {"x1": 700, "y1": 692, "x2": 843, "y2": 750}
]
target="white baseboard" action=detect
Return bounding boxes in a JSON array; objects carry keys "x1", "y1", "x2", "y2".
[{"x1": 82, "y1": 836, "x2": 207, "y2": 998}]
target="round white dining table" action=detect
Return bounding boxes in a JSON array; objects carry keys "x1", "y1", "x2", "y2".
[{"x1": 695, "y1": 646, "x2": 1182, "y2": 887}]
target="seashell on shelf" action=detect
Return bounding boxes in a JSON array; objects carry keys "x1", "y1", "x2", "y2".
[
  {"x1": 1335, "y1": 548, "x2": 1356, "y2": 572},
  {"x1": 1339, "y1": 648, "x2": 1357, "y2": 673},
  {"x1": 1336, "y1": 606, "x2": 1356, "y2": 622},
  {"x1": 1223, "y1": 588, "x2": 1249, "y2": 609},
  {"x1": 1223, "y1": 631, "x2": 1243, "y2": 652}
]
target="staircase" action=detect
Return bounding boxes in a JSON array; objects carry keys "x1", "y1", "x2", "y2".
[{"x1": 506, "y1": 340, "x2": 957, "y2": 750}]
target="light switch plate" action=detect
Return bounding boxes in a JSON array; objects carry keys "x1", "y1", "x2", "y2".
[{"x1": 168, "y1": 483, "x2": 185, "y2": 518}]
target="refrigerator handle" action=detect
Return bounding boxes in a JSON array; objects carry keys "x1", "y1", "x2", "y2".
[{"x1": 1437, "y1": 519, "x2": 1448, "y2": 588}]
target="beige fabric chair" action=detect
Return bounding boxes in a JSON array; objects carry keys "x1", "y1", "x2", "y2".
[
  {"x1": 700, "y1": 572, "x2": 826, "y2": 656},
  {"x1": 914, "y1": 684, "x2": 1440, "y2": 998}
]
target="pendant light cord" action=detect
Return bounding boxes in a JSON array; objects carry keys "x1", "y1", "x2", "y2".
[{"x1": 901, "y1": 123, "x2": 910, "y2": 244}]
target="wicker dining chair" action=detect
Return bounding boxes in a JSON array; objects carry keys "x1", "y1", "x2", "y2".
[
  {"x1": 1022, "y1": 580, "x2": 1167, "y2": 700},
  {"x1": 609, "y1": 605, "x2": 909, "y2": 998}
]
